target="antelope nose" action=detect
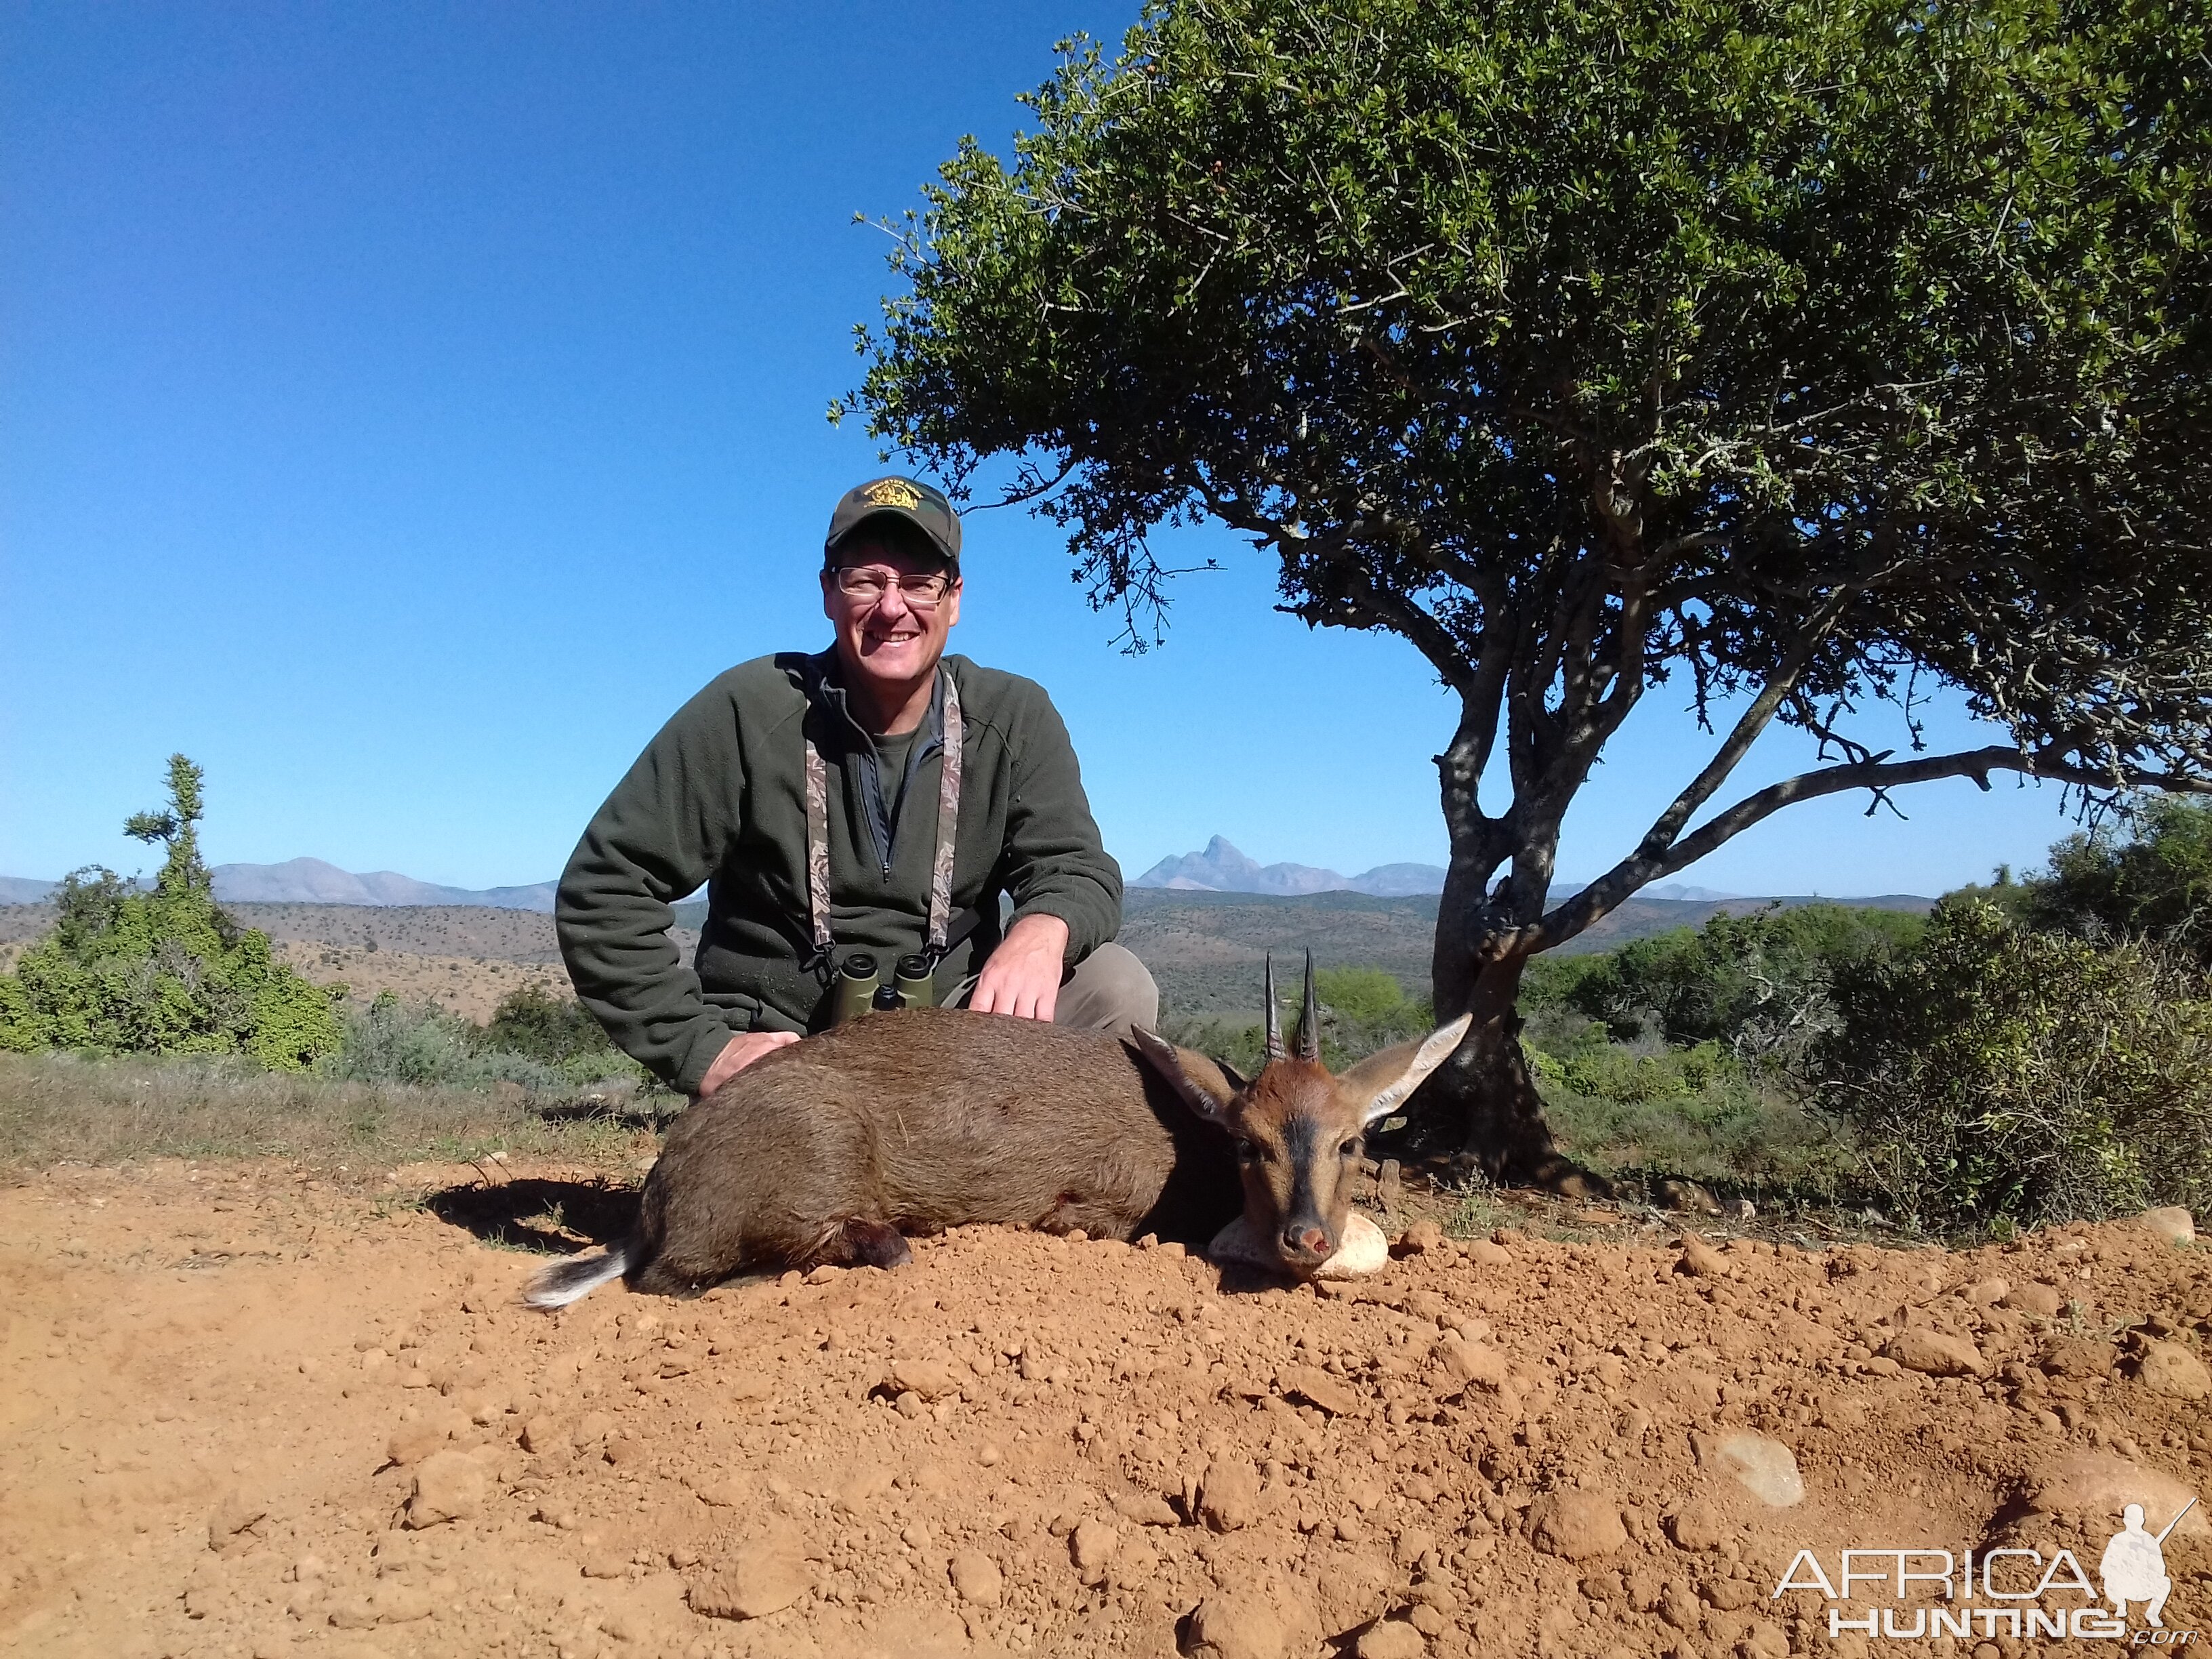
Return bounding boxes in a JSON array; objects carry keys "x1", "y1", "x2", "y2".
[{"x1": 1283, "y1": 1225, "x2": 1331, "y2": 1258}]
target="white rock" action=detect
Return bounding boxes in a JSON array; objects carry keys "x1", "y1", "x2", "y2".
[
  {"x1": 1208, "y1": 1211, "x2": 1389, "y2": 1279},
  {"x1": 1717, "y1": 1431, "x2": 1804, "y2": 1507}
]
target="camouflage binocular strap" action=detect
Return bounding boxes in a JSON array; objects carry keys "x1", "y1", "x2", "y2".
[{"x1": 802, "y1": 672, "x2": 964, "y2": 972}]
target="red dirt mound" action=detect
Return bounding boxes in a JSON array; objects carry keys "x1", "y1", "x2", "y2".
[{"x1": 2, "y1": 1162, "x2": 2206, "y2": 1658}]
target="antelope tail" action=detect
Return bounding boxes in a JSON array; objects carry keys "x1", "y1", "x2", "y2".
[{"x1": 523, "y1": 1240, "x2": 633, "y2": 1310}]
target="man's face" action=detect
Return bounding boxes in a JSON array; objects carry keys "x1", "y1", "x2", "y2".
[{"x1": 820, "y1": 535, "x2": 962, "y2": 693}]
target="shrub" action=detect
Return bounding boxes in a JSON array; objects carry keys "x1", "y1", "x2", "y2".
[
  {"x1": 321, "y1": 991, "x2": 647, "y2": 1095},
  {"x1": 478, "y1": 984, "x2": 616, "y2": 1065},
  {"x1": 2020, "y1": 795, "x2": 2212, "y2": 962},
  {"x1": 1557, "y1": 903, "x2": 1923, "y2": 1062},
  {"x1": 0, "y1": 757, "x2": 340, "y2": 1070},
  {"x1": 1814, "y1": 899, "x2": 2212, "y2": 1231}
]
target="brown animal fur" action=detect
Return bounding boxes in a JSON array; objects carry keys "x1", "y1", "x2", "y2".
[{"x1": 525, "y1": 996, "x2": 1468, "y2": 1308}]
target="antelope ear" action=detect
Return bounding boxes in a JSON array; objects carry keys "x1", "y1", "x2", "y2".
[
  {"x1": 1129, "y1": 1027, "x2": 1243, "y2": 1126},
  {"x1": 1338, "y1": 1015, "x2": 1472, "y2": 1127}
]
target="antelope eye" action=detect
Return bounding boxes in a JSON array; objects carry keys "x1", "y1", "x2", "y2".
[
  {"x1": 1234, "y1": 1139, "x2": 1261, "y2": 1163},
  {"x1": 1339, "y1": 1138, "x2": 1361, "y2": 1158}
]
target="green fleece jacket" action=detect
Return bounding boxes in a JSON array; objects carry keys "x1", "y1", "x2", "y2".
[{"x1": 556, "y1": 651, "x2": 1123, "y2": 1093}]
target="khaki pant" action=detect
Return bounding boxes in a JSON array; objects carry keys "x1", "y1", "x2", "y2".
[{"x1": 947, "y1": 941, "x2": 1158, "y2": 1036}]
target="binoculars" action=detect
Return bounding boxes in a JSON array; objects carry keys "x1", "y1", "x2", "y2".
[{"x1": 831, "y1": 950, "x2": 936, "y2": 1025}]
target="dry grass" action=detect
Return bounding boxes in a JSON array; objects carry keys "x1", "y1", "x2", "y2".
[{"x1": 0, "y1": 1052, "x2": 658, "y2": 1176}]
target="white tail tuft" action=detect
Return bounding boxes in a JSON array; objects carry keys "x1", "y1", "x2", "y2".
[{"x1": 523, "y1": 1242, "x2": 632, "y2": 1310}]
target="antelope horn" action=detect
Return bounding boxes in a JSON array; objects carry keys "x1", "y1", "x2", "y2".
[
  {"x1": 1298, "y1": 947, "x2": 1320, "y2": 1060},
  {"x1": 1263, "y1": 954, "x2": 1285, "y2": 1061}
]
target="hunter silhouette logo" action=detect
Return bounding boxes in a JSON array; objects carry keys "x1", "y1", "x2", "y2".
[
  {"x1": 1774, "y1": 1495, "x2": 2201, "y2": 1643},
  {"x1": 2104, "y1": 1500, "x2": 2195, "y2": 1630}
]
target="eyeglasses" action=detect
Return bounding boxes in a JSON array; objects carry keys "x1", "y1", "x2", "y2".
[{"x1": 829, "y1": 567, "x2": 956, "y2": 608}]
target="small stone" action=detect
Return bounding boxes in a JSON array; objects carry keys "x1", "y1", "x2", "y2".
[
  {"x1": 1432, "y1": 1334, "x2": 1512, "y2": 1393},
  {"x1": 365, "y1": 1585, "x2": 432, "y2": 1625},
  {"x1": 1279, "y1": 1364, "x2": 1361, "y2": 1416},
  {"x1": 1408, "y1": 1603, "x2": 1448, "y2": 1637},
  {"x1": 1962, "y1": 1277, "x2": 2011, "y2": 1307},
  {"x1": 405, "y1": 1449, "x2": 485, "y2": 1528},
  {"x1": 1528, "y1": 1492, "x2": 1627, "y2": 1560},
  {"x1": 1677, "y1": 1237, "x2": 1729, "y2": 1278},
  {"x1": 1314, "y1": 1551, "x2": 1395, "y2": 1633},
  {"x1": 949, "y1": 1548, "x2": 1004, "y2": 1608},
  {"x1": 1113, "y1": 1491, "x2": 1181, "y2": 1527},
  {"x1": 2137, "y1": 1206, "x2": 2196, "y2": 1245},
  {"x1": 519, "y1": 1414, "x2": 560, "y2": 1454},
  {"x1": 2133, "y1": 1340, "x2": 2211, "y2": 1400},
  {"x1": 1465, "y1": 1239, "x2": 1511, "y2": 1267},
  {"x1": 1666, "y1": 1502, "x2": 1730, "y2": 1551},
  {"x1": 1715, "y1": 1431, "x2": 1805, "y2": 1507},
  {"x1": 887, "y1": 1357, "x2": 963, "y2": 1401},
  {"x1": 1885, "y1": 1330, "x2": 1984, "y2": 1377},
  {"x1": 1200, "y1": 1459, "x2": 1263, "y2": 1532},
  {"x1": 386, "y1": 1418, "x2": 453, "y2": 1467},
  {"x1": 687, "y1": 1548, "x2": 811, "y2": 1620},
  {"x1": 1186, "y1": 1589, "x2": 1298, "y2": 1659},
  {"x1": 1357, "y1": 1620, "x2": 1427, "y2": 1659},
  {"x1": 1070, "y1": 1517, "x2": 1120, "y2": 1583},
  {"x1": 1398, "y1": 1220, "x2": 1444, "y2": 1254},
  {"x1": 2003, "y1": 1282, "x2": 2066, "y2": 1317},
  {"x1": 581, "y1": 1550, "x2": 629, "y2": 1579},
  {"x1": 206, "y1": 1490, "x2": 268, "y2": 1551}
]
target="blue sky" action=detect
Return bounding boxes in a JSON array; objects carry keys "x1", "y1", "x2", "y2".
[{"x1": 2, "y1": 2, "x2": 2088, "y2": 899}]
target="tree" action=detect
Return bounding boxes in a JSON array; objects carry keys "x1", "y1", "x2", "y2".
[
  {"x1": 0, "y1": 756, "x2": 340, "y2": 1069},
  {"x1": 2022, "y1": 794, "x2": 2212, "y2": 960},
  {"x1": 844, "y1": 0, "x2": 2212, "y2": 1182}
]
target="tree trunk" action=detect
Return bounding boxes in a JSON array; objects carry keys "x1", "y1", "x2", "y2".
[
  {"x1": 1439, "y1": 954, "x2": 1600, "y2": 1193},
  {"x1": 1404, "y1": 861, "x2": 1605, "y2": 1194}
]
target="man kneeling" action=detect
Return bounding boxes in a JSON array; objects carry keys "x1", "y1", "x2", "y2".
[{"x1": 556, "y1": 476, "x2": 1157, "y2": 1099}]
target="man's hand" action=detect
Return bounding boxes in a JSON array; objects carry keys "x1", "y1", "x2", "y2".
[
  {"x1": 968, "y1": 912, "x2": 1070, "y2": 1022},
  {"x1": 693, "y1": 1030, "x2": 801, "y2": 1100}
]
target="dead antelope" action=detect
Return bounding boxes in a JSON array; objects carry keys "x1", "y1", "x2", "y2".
[{"x1": 524, "y1": 952, "x2": 1469, "y2": 1307}]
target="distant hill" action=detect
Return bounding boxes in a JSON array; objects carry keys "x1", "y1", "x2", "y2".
[
  {"x1": 1133, "y1": 836, "x2": 1448, "y2": 897},
  {"x1": 0, "y1": 859, "x2": 558, "y2": 912}
]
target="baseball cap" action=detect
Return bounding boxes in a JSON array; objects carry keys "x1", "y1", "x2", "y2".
[{"x1": 824, "y1": 476, "x2": 962, "y2": 567}]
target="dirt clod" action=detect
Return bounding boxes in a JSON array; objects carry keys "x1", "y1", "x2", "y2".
[
  {"x1": 405, "y1": 1448, "x2": 484, "y2": 1527},
  {"x1": 1528, "y1": 1491, "x2": 1628, "y2": 1560},
  {"x1": 2132, "y1": 1339, "x2": 2211, "y2": 1399},
  {"x1": 687, "y1": 1546, "x2": 810, "y2": 1620},
  {"x1": 1200, "y1": 1458, "x2": 1264, "y2": 1532},
  {"x1": 948, "y1": 1547, "x2": 1003, "y2": 1607},
  {"x1": 1885, "y1": 1328, "x2": 1984, "y2": 1376}
]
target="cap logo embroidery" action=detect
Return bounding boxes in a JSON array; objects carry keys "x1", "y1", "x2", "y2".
[{"x1": 861, "y1": 478, "x2": 922, "y2": 510}]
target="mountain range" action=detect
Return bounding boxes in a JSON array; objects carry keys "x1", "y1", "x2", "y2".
[
  {"x1": 1128, "y1": 836, "x2": 1739, "y2": 901},
  {"x1": 0, "y1": 841, "x2": 1746, "y2": 910},
  {"x1": 0, "y1": 859, "x2": 558, "y2": 912}
]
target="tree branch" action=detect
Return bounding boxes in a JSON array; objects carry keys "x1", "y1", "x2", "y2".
[{"x1": 1525, "y1": 746, "x2": 2212, "y2": 952}]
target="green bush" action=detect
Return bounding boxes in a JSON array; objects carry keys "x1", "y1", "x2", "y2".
[
  {"x1": 1555, "y1": 903, "x2": 1923, "y2": 1061},
  {"x1": 0, "y1": 758, "x2": 340, "y2": 1071},
  {"x1": 478, "y1": 983, "x2": 617, "y2": 1065},
  {"x1": 320, "y1": 991, "x2": 644, "y2": 1094},
  {"x1": 2020, "y1": 796, "x2": 2212, "y2": 963},
  {"x1": 1815, "y1": 899, "x2": 2212, "y2": 1231}
]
